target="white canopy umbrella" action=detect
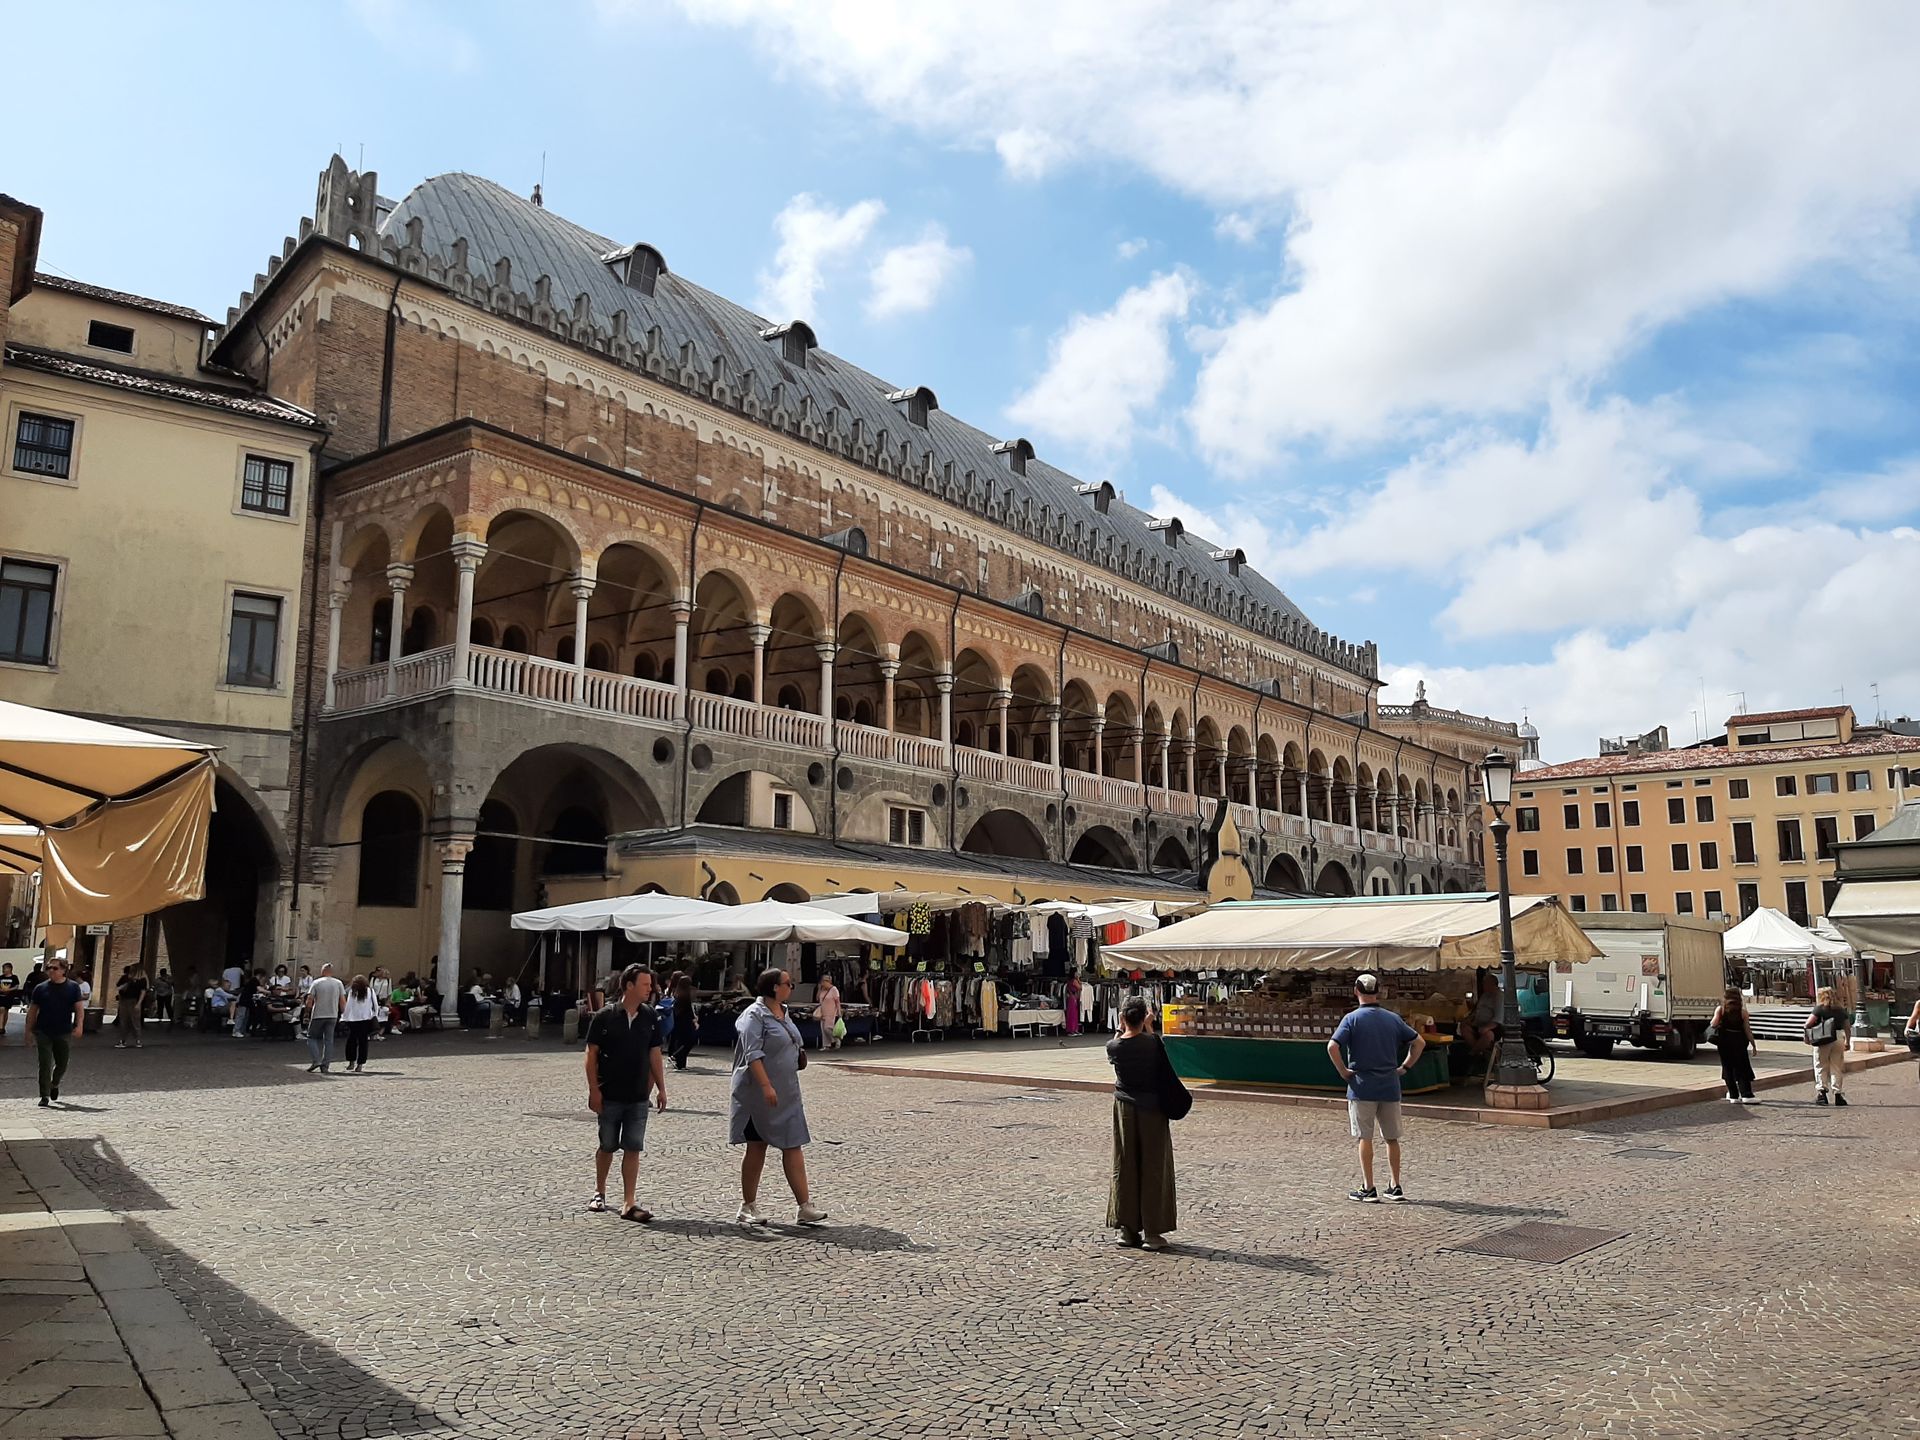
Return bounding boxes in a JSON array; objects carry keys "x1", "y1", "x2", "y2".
[
  {"x1": 623, "y1": 899, "x2": 907, "y2": 946},
  {"x1": 1830, "y1": 881, "x2": 1920, "y2": 954},
  {"x1": 1720, "y1": 906, "x2": 1853, "y2": 962},
  {"x1": 511, "y1": 893, "x2": 723, "y2": 932}
]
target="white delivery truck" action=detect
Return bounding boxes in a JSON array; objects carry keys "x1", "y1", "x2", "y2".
[{"x1": 1555, "y1": 914, "x2": 1727, "y2": 1060}]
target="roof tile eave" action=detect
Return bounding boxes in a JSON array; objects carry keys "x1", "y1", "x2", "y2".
[
  {"x1": 3, "y1": 345, "x2": 324, "y2": 430},
  {"x1": 1518, "y1": 732, "x2": 1920, "y2": 783},
  {"x1": 32, "y1": 273, "x2": 216, "y2": 326}
]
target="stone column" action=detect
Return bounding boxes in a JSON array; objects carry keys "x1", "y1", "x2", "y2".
[
  {"x1": 746, "y1": 622, "x2": 771, "y2": 706},
  {"x1": 816, "y1": 643, "x2": 837, "y2": 722},
  {"x1": 879, "y1": 656, "x2": 900, "y2": 732},
  {"x1": 1091, "y1": 709, "x2": 1106, "y2": 776},
  {"x1": 936, "y1": 670, "x2": 955, "y2": 754},
  {"x1": 569, "y1": 575, "x2": 594, "y2": 677},
  {"x1": 1216, "y1": 754, "x2": 1228, "y2": 798},
  {"x1": 990, "y1": 689, "x2": 1010, "y2": 756},
  {"x1": 383, "y1": 564, "x2": 413, "y2": 697},
  {"x1": 1046, "y1": 705, "x2": 1063, "y2": 769},
  {"x1": 1298, "y1": 767, "x2": 1310, "y2": 826},
  {"x1": 1132, "y1": 730, "x2": 1146, "y2": 792},
  {"x1": 1183, "y1": 741, "x2": 1198, "y2": 797},
  {"x1": 1349, "y1": 785, "x2": 1361, "y2": 832},
  {"x1": 671, "y1": 596, "x2": 692, "y2": 719},
  {"x1": 322, "y1": 585, "x2": 346, "y2": 710},
  {"x1": 451, "y1": 539, "x2": 485, "y2": 686},
  {"x1": 436, "y1": 838, "x2": 472, "y2": 1017},
  {"x1": 1158, "y1": 735, "x2": 1172, "y2": 791}
]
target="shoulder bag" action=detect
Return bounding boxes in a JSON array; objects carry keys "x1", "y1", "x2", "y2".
[{"x1": 1155, "y1": 1040, "x2": 1193, "y2": 1122}]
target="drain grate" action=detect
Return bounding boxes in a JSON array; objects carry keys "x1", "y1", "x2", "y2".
[
  {"x1": 1448, "y1": 1222, "x2": 1627, "y2": 1264},
  {"x1": 1612, "y1": 1147, "x2": 1689, "y2": 1161}
]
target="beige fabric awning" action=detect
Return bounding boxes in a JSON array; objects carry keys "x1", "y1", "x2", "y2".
[
  {"x1": 1102, "y1": 893, "x2": 1600, "y2": 974},
  {"x1": 0, "y1": 700, "x2": 216, "y2": 924},
  {"x1": 1830, "y1": 880, "x2": 1920, "y2": 955}
]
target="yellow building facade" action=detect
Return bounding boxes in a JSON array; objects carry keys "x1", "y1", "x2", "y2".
[
  {"x1": 1488, "y1": 707, "x2": 1920, "y2": 927},
  {"x1": 0, "y1": 197, "x2": 324, "y2": 987}
]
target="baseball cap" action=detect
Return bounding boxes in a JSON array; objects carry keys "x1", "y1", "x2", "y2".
[{"x1": 1354, "y1": 972, "x2": 1380, "y2": 995}]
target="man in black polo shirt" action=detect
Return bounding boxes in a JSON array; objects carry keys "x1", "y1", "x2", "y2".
[
  {"x1": 26, "y1": 957, "x2": 86, "y2": 1107},
  {"x1": 585, "y1": 963, "x2": 668, "y2": 1222}
]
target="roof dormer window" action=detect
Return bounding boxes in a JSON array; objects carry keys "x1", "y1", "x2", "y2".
[
  {"x1": 759, "y1": 320, "x2": 818, "y2": 368},
  {"x1": 1147, "y1": 516, "x2": 1183, "y2": 546},
  {"x1": 991, "y1": 437, "x2": 1033, "y2": 475},
  {"x1": 601, "y1": 243, "x2": 667, "y2": 297},
  {"x1": 885, "y1": 385, "x2": 938, "y2": 428},
  {"x1": 1211, "y1": 546, "x2": 1246, "y2": 576},
  {"x1": 1075, "y1": 480, "x2": 1114, "y2": 514}
]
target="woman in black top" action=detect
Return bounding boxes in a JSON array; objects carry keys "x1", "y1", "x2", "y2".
[
  {"x1": 1710, "y1": 987, "x2": 1757, "y2": 1102},
  {"x1": 0, "y1": 964, "x2": 19, "y2": 1043},
  {"x1": 1106, "y1": 995, "x2": 1176, "y2": 1250}
]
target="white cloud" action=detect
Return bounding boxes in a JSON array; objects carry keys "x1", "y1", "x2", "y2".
[
  {"x1": 1213, "y1": 213, "x2": 1260, "y2": 246},
  {"x1": 866, "y1": 227, "x2": 972, "y2": 320},
  {"x1": 1006, "y1": 272, "x2": 1194, "y2": 455},
  {"x1": 755, "y1": 194, "x2": 885, "y2": 321},
  {"x1": 673, "y1": 2, "x2": 1920, "y2": 461},
  {"x1": 1116, "y1": 237, "x2": 1150, "y2": 260},
  {"x1": 1145, "y1": 483, "x2": 1287, "y2": 586}
]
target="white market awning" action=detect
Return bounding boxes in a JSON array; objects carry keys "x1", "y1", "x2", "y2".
[
  {"x1": 1721, "y1": 906, "x2": 1853, "y2": 962},
  {"x1": 1103, "y1": 893, "x2": 1597, "y2": 974},
  {"x1": 511, "y1": 894, "x2": 723, "y2": 932},
  {"x1": 1829, "y1": 880, "x2": 1920, "y2": 955},
  {"x1": 623, "y1": 899, "x2": 907, "y2": 946}
]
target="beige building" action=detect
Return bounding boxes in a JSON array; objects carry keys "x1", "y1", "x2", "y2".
[
  {"x1": 1488, "y1": 706, "x2": 1920, "y2": 927},
  {"x1": 0, "y1": 194, "x2": 324, "y2": 988}
]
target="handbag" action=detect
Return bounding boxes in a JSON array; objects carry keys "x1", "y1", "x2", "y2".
[
  {"x1": 1155, "y1": 1042, "x2": 1193, "y2": 1122},
  {"x1": 1809, "y1": 1013, "x2": 1839, "y2": 1046},
  {"x1": 1703, "y1": 1021, "x2": 1720, "y2": 1046}
]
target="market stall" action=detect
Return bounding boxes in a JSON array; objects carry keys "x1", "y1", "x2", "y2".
[
  {"x1": 1722, "y1": 906, "x2": 1854, "y2": 1003},
  {"x1": 1103, "y1": 893, "x2": 1597, "y2": 1093}
]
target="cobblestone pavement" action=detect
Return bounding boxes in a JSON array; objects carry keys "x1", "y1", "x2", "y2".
[{"x1": 4, "y1": 1028, "x2": 1918, "y2": 1440}]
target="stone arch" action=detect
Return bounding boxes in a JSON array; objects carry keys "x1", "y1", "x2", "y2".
[
  {"x1": 1070, "y1": 824, "x2": 1136, "y2": 870},
  {"x1": 400, "y1": 501, "x2": 458, "y2": 564},
  {"x1": 1009, "y1": 663, "x2": 1054, "y2": 763},
  {"x1": 691, "y1": 569, "x2": 753, "y2": 693},
  {"x1": 1314, "y1": 860, "x2": 1356, "y2": 897},
  {"x1": 1265, "y1": 853, "x2": 1309, "y2": 894},
  {"x1": 961, "y1": 808, "x2": 1049, "y2": 861},
  {"x1": 1256, "y1": 733, "x2": 1282, "y2": 808},
  {"x1": 766, "y1": 592, "x2": 826, "y2": 713},
  {"x1": 952, "y1": 647, "x2": 1002, "y2": 752},
  {"x1": 834, "y1": 611, "x2": 888, "y2": 726},
  {"x1": 694, "y1": 767, "x2": 819, "y2": 833},
  {"x1": 1307, "y1": 747, "x2": 1332, "y2": 821},
  {"x1": 476, "y1": 510, "x2": 584, "y2": 664},
  {"x1": 1151, "y1": 834, "x2": 1192, "y2": 872},
  {"x1": 156, "y1": 765, "x2": 291, "y2": 977},
  {"x1": 474, "y1": 741, "x2": 668, "y2": 845},
  {"x1": 592, "y1": 540, "x2": 679, "y2": 676},
  {"x1": 894, "y1": 629, "x2": 944, "y2": 738},
  {"x1": 765, "y1": 881, "x2": 811, "y2": 903},
  {"x1": 339, "y1": 523, "x2": 395, "y2": 669},
  {"x1": 1194, "y1": 717, "x2": 1225, "y2": 798},
  {"x1": 1103, "y1": 691, "x2": 1141, "y2": 781},
  {"x1": 1060, "y1": 679, "x2": 1101, "y2": 773}
]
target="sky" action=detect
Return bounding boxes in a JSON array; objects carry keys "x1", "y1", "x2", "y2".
[{"x1": 11, "y1": 1, "x2": 1920, "y2": 762}]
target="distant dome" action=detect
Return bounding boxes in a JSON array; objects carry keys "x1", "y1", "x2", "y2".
[{"x1": 1518, "y1": 716, "x2": 1539, "y2": 739}]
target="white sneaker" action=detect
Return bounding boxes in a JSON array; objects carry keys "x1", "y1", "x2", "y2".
[
  {"x1": 796, "y1": 1201, "x2": 829, "y2": 1226},
  {"x1": 734, "y1": 1203, "x2": 770, "y2": 1227}
]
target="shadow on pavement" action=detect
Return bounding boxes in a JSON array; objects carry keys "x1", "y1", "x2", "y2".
[
  {"x1": 127, "y1": 1217, "x2": 448, "y2": 1439},
  {"x1": 640, "y1": 1215, "x2": 929, "y2": 1253},
  {"x1": 1409, "y1": 1198, "x2": 1568, "y2": 1219},
  {"x1": 51, "y1": 1137, "x2": 175, "y2": 1212},
  {"x1": 1164, "y1": 1244, "x2": 1326, "y2": 1275}
]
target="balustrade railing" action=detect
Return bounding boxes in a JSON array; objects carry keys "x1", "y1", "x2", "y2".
[
  {"x1": 834, "y1": 721, "x2": 945, "y2": 771},
  {"x1": 956, "y1": 747, "x2": 1060, "y2": 792},
  {"x1": 1149, "y1": 787, "x2": 1200, "y2": 817},
  {"x1": 1066, "y1": 769, "x2": 1143, "y2": 808},
  {"x1": 691, "y1": 691, "x2": 828, "y2": 750}
]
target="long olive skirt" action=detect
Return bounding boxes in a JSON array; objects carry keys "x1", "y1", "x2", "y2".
[{"x1": 1107, "y1": 1096, "x2": 1176, "y2": 1235}]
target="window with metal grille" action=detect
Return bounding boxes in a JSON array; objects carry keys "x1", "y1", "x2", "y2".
[
  {"x1": 0, "y1": 558, "x2": 59, "y2": 664},
  {"x1": 12, "y1": 412, "x2": 75, "y2": 478},
  {"x1": 225, "y1": 592, "x2": 281, "y2": 687},
  {"x1": 240, "y1": 454, "x2": 293, "y2": 515}
]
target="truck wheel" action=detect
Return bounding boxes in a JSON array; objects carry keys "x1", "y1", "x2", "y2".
[
  {"x1": 1675, "y1": 1029, "x2": 1698, "y2": 1061},
  {"x1": 1579, "y1": 1038, "x2": 1615, "y2": 1059}
]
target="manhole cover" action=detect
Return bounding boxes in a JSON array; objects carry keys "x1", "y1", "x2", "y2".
[
  {"x1": 1448, "y1": 1222, "x2": 1627, "y2": 1264},
  {"x1": 1612, "y1": 1148, "x2": 1689, "y2": 1160}
]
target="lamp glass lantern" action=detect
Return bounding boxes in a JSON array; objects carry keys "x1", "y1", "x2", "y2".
[{"x1": 1481, "y1": 748, "x2": 1516, "y2": 812}]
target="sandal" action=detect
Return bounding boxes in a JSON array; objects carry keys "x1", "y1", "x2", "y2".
[
  {"x1": 587, "y1": 1194, "x2": 608, "y2": 1213},
  {"x1": 620, "y1": 1205, "x2": 653, "y2": 1224}
]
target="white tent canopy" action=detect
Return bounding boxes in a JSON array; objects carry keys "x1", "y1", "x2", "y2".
[
  {"x1": 1103, "y1": 893, "x2": 1597, "y2": 974},
  {"x1": 1829, "y1": 881, "x2": 1920, "y2": 955},
  {"x1": 623, "y1": 899, "x2": 907, "y2": 946},
  {"x1": 1720, "y1": 906, "x2": 1853, "y2": 962},
  {"x1": 1028, "y1": 899, "x2": 1158, "y2": 933},
  {"x1": 0, "y1": 699, "x2": 217, "y2": 924},
  {"x1": 511, "y1": 893, "x2": 723, "y2": 932}
]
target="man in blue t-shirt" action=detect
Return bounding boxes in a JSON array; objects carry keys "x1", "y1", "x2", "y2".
[
  {"x1": 1328, "y1": 973, "x2": 1425, "y2": 1204},
  {"x1": 26, "y1": 958, "x2": 87, "y2": 1107}
]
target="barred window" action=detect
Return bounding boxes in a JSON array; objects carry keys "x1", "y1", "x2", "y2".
[
  {"x1": 13, "y1": 412, "x2": 75, "y2": 479},
  {"x1": 240, "y1": 454, "x2": 293, "y2": 515}
]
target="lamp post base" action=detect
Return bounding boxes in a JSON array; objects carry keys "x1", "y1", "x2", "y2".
[{"x1": 1485, "y1": 1083, "x2": 1553, "y2": 1111}]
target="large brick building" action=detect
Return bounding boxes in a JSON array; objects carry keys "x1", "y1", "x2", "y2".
[{"x1": 203, "y1": 157, "x2": 1485, "y2": 994}]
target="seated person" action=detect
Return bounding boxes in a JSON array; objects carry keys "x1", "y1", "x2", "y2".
[
  {"x1": 503, "y1": 979, "x2": 526, "y2": 1025},
  {"x1": 269, "y1": 964, "x2": 296, "y2": 995},
  {"x1": 459, "y1": 981, "x2": 492, "y2": 1029},
  {"x1": 203, "y1": 982, "x2": 235, "y2": 1031},
  {"x1": 1457, "y1": 970, "x2": 1501, "y2": 1057}
]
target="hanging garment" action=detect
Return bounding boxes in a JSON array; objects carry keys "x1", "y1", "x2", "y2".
[{"x1": 1064, "y1": 983, "x2": 1081, "y2": 1035}]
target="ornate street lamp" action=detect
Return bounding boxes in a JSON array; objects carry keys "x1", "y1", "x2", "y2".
[{"x1": 1480, "y1": 748, "x2": 1540, "y2": 1089}]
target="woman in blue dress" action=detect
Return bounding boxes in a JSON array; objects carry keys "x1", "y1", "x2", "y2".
[{"x1": 730, "y1": 969, "x2": 828, "y2": 1227}]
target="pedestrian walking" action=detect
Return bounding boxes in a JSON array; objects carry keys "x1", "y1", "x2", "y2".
[
  {"x1": 1805, "y1": 985, "x2": 1851, "y2": 1106},
  {"x1": 1328, "y1": 973, "x2": 1426, "y2": 1203},
  {"x1": 585, "y1": 963, "x2": 668, "y2": 1222},
  {"x1": 152, "y1": 968, "x2": 174, "y2": 1025},
  {"x1": 232, "y1": 969, "x2": 259, "y2": 1038},
  {"x1": 113, "y1": 964, "x2": 149, "y2": 1049},
  {"x1": 305, "y1": 964, "x2": 345, "y2": 1073},
  {"x1": 341, "y1": 975, "x2": 381, "y2": 1072},
  {"x1": 25, "y1": 958, "x2": 86, "y2": 1107},
  {"x1": 729, "y1": 968, "x2": 827, "y2": 1227},
  {"x1": 0, "y1": 962, "x2": 21, "y2": 1042},
  {"x1": 1106, "y1": 994, "x2": 1181, "y2": 1250},
  {"x1": 667, "y1": 971, "x2": 697, "y2": 1070},
  {"x1": 815, "y1": 973, "x2": 843, "y2": 1051},
  {"x1": 1710, "y1": 987, "x2": 1757, "y2": 1102}
]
